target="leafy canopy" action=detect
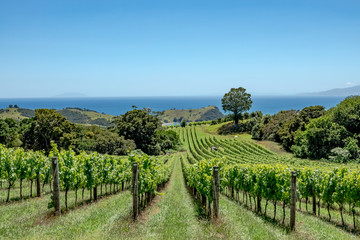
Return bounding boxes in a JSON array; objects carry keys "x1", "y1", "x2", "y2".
[{"x1": 222, "y1": 87, "x2": 252, "y2": 124}]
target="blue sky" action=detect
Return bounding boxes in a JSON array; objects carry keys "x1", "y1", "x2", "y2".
[{"x1": 1, "y1": 0, "x2": 360, "y2": 97}]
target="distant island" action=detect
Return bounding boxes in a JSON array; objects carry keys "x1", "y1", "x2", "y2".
[
  {"x1": 0, "y1": 105, "x2": 224, "y2": 127},
  {"x1": 301, "y1": 85, "x2": 360, "y2": 97}
]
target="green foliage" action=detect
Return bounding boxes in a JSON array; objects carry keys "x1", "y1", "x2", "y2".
[
  {"x1": 331, "y1": 96, "x2": 360, "y2": 134},
  {"x1": 223, "y1": 164, "x2": 291, "y2": 204},
  {"x1": 260, "y1": 110, "x2": 298, "y2": 142},
  {"x1": 344, "y1": 137, "x2": 360, "y2": 160},
  {"x1": 328, "y1": 147, "x2": 350, "y2": 163},
  {"x1": 218, "y1": 112, "x2": 262, "y2": 135},
  {"x1": 299, "y1": 105, "x2": 326, "y2": 125},
  {"x1": 251, "y1": 106, "x2": 326, "y2": 151},
  {"x1": 23, "y1": 109, "x2": 75, "y2": 153},
  {"x1": 222, "y1": 87, "x2": 252, "y2": 125},
  {"x1": 129, "y1": 153, "x2": 172, "y2": 195},
  {"x1": 113, "y1": 108, "x2": 161, "y2": 155},
  {"x1": 181, "y1": 119, "x2": 186, "y2": 128},
  {"x1": 292, "y1": 116, "x2": 349, "y2": 159},
  {"x1": 156, "y1": 130, "x2": 180, "y2": 152},
  {"x1": 183, "y1": 157, "x2": 225, "y2": 202},
  {"x1": 74, "y1": 125, "x2": 136, "y2": 155},
  {"x1": 0, "y1": 118, "x2": 22, "y2": 147}
]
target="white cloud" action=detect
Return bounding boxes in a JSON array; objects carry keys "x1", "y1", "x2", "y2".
[{"x1": 346, "y1": 82, "x2": 353, "y2": 85}]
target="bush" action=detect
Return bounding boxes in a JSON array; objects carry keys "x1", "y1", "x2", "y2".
[
  {"x1": 292, "y1": 116, "x2": 349, "y2": 159},
  {"x1": 328, "y1": 147, "x2": 350, "y2": 163}
]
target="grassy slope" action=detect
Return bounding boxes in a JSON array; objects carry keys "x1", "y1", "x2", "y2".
[
  {"x1": 161, "y1": 106, "x2": 223, "y2": 124},
  {"x1": 0, "y1": 108, "x2": 113, "y2": 127},
  {"x1": 0, "y1": 108, "x2": 26, "y2": 121},
  {"x1": 58, "y1": 108, "x2": 113, "y2": 121}
]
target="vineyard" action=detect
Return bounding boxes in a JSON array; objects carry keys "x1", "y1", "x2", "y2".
[
  {"x1": 177, "y1": 125, "x2": 360, "y2": 233},
  {"x1": 0, "y1": 144, "x2": 173, "y2": 213},
  {"x1": 0, "y1": 124, "x2": 360, "y2": 239}
]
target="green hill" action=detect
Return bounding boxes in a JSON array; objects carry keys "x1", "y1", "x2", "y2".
[
  {"x1": 0, "y1": 105, "x2": 224, "y2": 126},
  {"x1": 0, "y1": 107, "x2": 113, "y2": 127},
  {"x1": 160, "y1": 106, "x2": 223, "y2": 124}
]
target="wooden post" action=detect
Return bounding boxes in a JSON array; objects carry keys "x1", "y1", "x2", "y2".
[
  {"x1": 36, "y1": 176, "x2": 41, "y2": 197},
  {"x1": 52, "y1": 157, "x2": 61, "y2": 216},
  {"x1": 213, "y1": 166, "x2": 220, "y2": 219},
  {"x1": 93, "y1": 186, "x2": 97, "y2": 201},
  {"x1": 312, "y1": 190, "x2": 316, "y2": 215},
  {"x1": 290, "y1": 171, "x2": 297, "y2": 231},
  {"x1": 132, "y1": 162, "x2": 139, "y2": 220}
]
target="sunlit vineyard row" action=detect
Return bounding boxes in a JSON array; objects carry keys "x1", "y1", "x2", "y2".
[
  {"x1": 178, "y1": 126, "x2": 360, "y2": 230},
  {"x1": 0, "y1": 144, "x2": 175, "y2": 213}
]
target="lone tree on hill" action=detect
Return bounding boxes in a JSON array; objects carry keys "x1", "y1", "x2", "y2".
[{"x1": 222, "y1": 87, "x2": 252, "y2": 125}]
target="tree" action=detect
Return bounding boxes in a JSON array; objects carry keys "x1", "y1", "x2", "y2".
[
  {"x1": 23, "y1": 109, "x2": 74, "y2": 153},
  {"x1": 0, "y1": 119, "x2": 21, "y2": 147},
  {"x1": 113, "y1": 108, "x2": 161, "y2": 155},
  {"x1": 222, "y1": 87, "x2": 252, "y2": 125},
  {"x1": 291, "y1": 116, "x2": 349, "y2": 159},
  {"x1": 299, "y1": 105, "x2": 325, "y2": 124},
  {"x1": 72, "y1": 125, "x2": 135, "y2": 155},
  {"x1": 331, "y1": 96, "x2": 360, "y2": 134},
  {"x1": 261, "y1": 110, "x2": 298, "y2": 142},
  {"x1": 156, "y1": 130, "x2": 180, "y2": 152},
  {"x1": 181, "y1": 119, "x2": 187, "y2": 127}
]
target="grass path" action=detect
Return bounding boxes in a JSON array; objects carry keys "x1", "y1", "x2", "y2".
[{"x1": 119, "y1": 156, "x2": 207, "y2": 239}]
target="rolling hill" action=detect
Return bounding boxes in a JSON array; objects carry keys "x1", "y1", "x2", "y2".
[
  {"x1": 0, "y1": 107, "x2": 113, "y2": 127},
  {"x1": 160, "y1": 106, "x2": 224, "y2": 124},
  {"x1": 0, "y1": 106, "x2": 224, "y2": 127}
]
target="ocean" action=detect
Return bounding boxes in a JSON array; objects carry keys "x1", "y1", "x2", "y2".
[{"x1": 0, "y1": 96, "x2": 346, "y2": 116}]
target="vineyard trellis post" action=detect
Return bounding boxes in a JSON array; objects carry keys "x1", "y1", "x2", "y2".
[
  {"x1": 290, "y1": 171, "x2": 297, "y2": 231},
  {"x1": 36, "y1": 176, "x2": 41, "y2": 197},
  {"x1": 132, "y1": 162, "x2": 139, "y2": 220},
  {"x1": 312, "y1": 191, "x2": 316, "y2": 215},
  {"x1": 213, "y1": 166, "x2": 219, "y2": 219},
  {"x1": 93, "y1": 186, "x2": 98, "y2": 201},
  {"x1": 51, "y1": 157, "x2": 61, "y2": 216}
]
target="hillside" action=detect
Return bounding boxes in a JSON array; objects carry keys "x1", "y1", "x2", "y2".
[
  {"x1": 160, "y1": 106, "x2": 224, "y2": 124},
  {"x1": 302, "y1": 85, "x2": 360, "y2": 96},
  {"x1": 0, "y1": 106, "x2": 224, "y2": 127},
  {"x1": 0, "y1": 107, "x2": 113, "y2": 127}
]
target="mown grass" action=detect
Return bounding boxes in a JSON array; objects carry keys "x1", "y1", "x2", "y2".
[
  {"x1": 0, "y1": 186, "x2": 131, "y2": 240},
  {"x1": 222, "y1": 192, "x2": 359, "y2": 240},
  {"x1": 255, "y1": 139, "x2": 293, "y2": 156},
  {"x1": 0, "y1": 181, "x2": 51, "y2": 204}
]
